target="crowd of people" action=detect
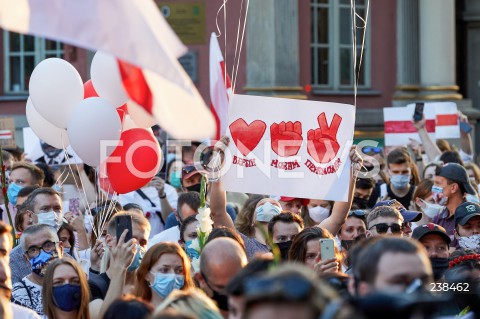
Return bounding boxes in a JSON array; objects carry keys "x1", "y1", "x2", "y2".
[{"x1": 0, "y1": 113, "x2": 479, "y2": 319}]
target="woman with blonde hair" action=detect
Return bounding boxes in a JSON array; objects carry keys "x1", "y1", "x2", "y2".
[
  {"x1": 42, "y1": 258, "x2": 90, "y2": 319},
  {"x1": 134, "y1": 242, "x2": 195, "y2": 308},
  {"x1": 234, "y1": 194, "x2": 266, "y2": 237},
  {"x1": 154, "y1": 288, "x2": 222, "y2": 319}
]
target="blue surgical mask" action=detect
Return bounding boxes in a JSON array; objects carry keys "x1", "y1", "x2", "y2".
[
  {"x1": 52, "y1": 284, "x2": 82, "y2": 312},
  {"x1": 7, "y1": 183, "x2": 23, "y2": 205},
  {"x1": 390, "y1": 174, "x2": 410, "y2": 189},
  {"x1": 431, "y1": 186, "x2": 447, "y2": 205},
  {"x1": 150, "y1": 273, "x2": 185, "y2": 298},
  {"x1": 127, "y1": 245, "x2": 145, "y2": 272},
  {"x1": 169, "y1": 171, "x2": 182, "y2": 188},
  {"x1": 30, "y1": 250, "x2": 58, "y2": 277},
  {"x1": 255, "y1": 202, "x2": 281, "y2": 222},
  {"x1": 185, "y1": 240, "x2": 199, "y2": 260}
]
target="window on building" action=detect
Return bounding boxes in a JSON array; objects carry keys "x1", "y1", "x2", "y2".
[
  {"x1": 311, "y1": 0, "x2": 370, "y2": 90},
  {"x1": 3, "y1": 32, "x2": 63, "y2": 94}
]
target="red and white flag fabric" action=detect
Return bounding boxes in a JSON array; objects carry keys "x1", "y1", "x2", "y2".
[
  {"x1": 0, "y1": 130, "x2": 12, "y2": 140},
  {"x1": 0, "y1": 0, "x2": 216, "y2": 140},
  {"x1": 209, "y1": 33, "x2": 233, "y2": 140},
  {"x1": 429, "y1": 102, "x2": 460, "y2": 139},
  {"x1": 384, "y1": 106, "x2": 436, "y2": 146}
]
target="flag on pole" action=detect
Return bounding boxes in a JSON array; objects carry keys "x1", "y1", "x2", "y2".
[
  {"x1": 209, "y1": 33, "x2": 232, "y2": 140},
  {"x1": 0, "y1": 0, "x2": 216, "y2": 140}
]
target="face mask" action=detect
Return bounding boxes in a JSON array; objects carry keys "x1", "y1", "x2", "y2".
[
  {"x1": 340, "y1": 233, "x2": 366, "y2": 251},
  {"x1": 7, "y1": 183, "x2": 23, "y2": 205},
  {"x1": 308, "y1": 206, "x2": 330, "y2": 224},
  {"x1": 37, "y1": 211, "x2": 63, "y2": 230},
  {"x1": 430, "y1": 257, "x2": 449, "y2": 281},
  {"x1": 150, "y1": 273, "x2": 185, "y2": 298},
  {"x1": 458, "y1": 234, "x2": 480, "y2": 252},
  {"x1": 169, "y1": 171, "x2": 182, "y2": 188},
  {"x1": 255, "y1": 202, "x2": 281, "y2": 222},
  {"x1": 202, "y1": 273, "x2": 229, "y2": 311},
  {"x1": 419, "y1": 199, "x2": 444, "y2": 218},
  {"x1": 276, "y1": 241, "x2": 292, "y2": 261},
  {"x1": 353, "y1": 197, "x2": 368, "y2": 209},
  {"x1": 185, "y1": 240, "x2": 199, "y2": 260},
  {"x1": 52, "y1": 284, "x2": 82, "y2": 312},
  {"x1": 390, "y1": 174, "x2": 410, "y2": 189},
  {"x1": 431, "y1": 186, "x2": 447, "y2": 205},
  {"x1": 127, "y1": 245, "x2": 145, "y2": 272},
  {"x1": 465, "y1": 194, "x2": 480, "y2": 204},
  {"x1": 185, "y1": 184, "x2": 201, "y2": 193},
  {"x1": 30, "y1": 250, "x2": 58, "y2": 277}
]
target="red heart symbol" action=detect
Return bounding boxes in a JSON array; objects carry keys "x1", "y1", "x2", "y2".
[{"x1": 229, "y1": 118, "x2": 267, "y2": 156}]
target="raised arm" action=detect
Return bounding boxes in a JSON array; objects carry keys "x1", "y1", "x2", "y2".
[
  {"x1": 413, "y1": 116, "x2": 441, "y2": 162},
  {"x1": 319, "y1": 145, "x2": 362, "y2": 236}
]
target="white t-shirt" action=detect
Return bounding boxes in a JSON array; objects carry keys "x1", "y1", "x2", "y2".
[
  {"x1": 11, "y1": 277, "x2": 43, "y2": 316},
  {"x1": 148, "y1": 226, "x2": 180, "y2": 248},
  {"x1": 11, "y1": 303, "x2": 42, "y2": 319}
]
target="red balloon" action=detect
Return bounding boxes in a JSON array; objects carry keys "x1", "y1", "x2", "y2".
[
  {"x1": 84, "y1": 80, "x2": 127, "y2": 120},
  {"x1": 106, "y1": 128, "x2": 161, "y2": 194},
  {"x1": 84, "y1": 80, "x2": 98, "y2": 98}
]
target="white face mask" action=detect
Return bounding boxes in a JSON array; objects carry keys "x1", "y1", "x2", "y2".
[
  {"x1": 419, "y1": 199, "x2": 444, "y2": 218},
  {"x1": 458, "y1": 234, "x2": 480, "y2": 252},
  {"x1": 37, "y1": 211, "x2": 63, "y2": 230},
  {"x1": 465, "y1": 194, "x2": 480, "y2": 204},
  {"x1": 309, "y1": 206, "x2": 330, "y2": 224}
]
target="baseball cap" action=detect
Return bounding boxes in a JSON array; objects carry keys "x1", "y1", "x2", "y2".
[
  {"x1": 411, "y1": 223, "x2": 451, "y2": 244},
  {"x1": 373, "y1": 199, "x2": 422, "y2": 223},
  {"x1": 279, "y1": 197, "x2": 310, "y2": 206},
  {"x1": 454, "y1": 202, "x2": 480, "y2": 226},
  {"x1": 437, "y1": 163, "x2": 476, "y2": 195}
]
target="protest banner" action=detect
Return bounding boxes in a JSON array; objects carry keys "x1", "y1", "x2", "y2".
[
  {"x1": 0, "y1": 117, "x2": 16, "y2": 149},
  {"x1": 221, "y1": 94, "x2": 355, "y2": 202}
]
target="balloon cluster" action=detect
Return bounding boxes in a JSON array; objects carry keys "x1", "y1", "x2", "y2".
[{"x1": 26, "y1": 52, "x2": 161, "y2": 194}]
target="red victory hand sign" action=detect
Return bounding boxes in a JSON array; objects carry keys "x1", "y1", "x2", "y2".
[
  {"x1": 270, "y1": 121, "x2": 303, "y2": 157},
  {"x1": 307, "y1": 113, "x2": 343, "y2": 163}
]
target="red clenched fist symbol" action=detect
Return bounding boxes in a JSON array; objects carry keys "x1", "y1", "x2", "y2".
[
  {"x1": 307, "y1": 113, "x2": 342, "y2": 163},
  {"x1": 270, "y1": 121, "x2": 303, "y2": 157}
]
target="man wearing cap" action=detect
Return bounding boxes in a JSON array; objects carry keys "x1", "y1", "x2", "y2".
[
  {"x1": 373, "y1": 200, "x2": 422, "y2": 237},
  {"x1": 412, "y1": 223, "x2": 451, "y2": 280},
  {"x1": 432, "y1": 163, "x2": 476, "y2": 246},
  {"x1": 454, "y1": 202, "x2": 480, "y2": 252},
  {"x1": 278, "y1": 197, "x2": 310, "y2": 215}
]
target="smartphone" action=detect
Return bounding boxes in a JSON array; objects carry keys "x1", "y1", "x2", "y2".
[
  {"x1": 320, "y1": 238, "x2": 335, "y2": 260},
  {"x1": 115, "y1": 215, "x2": 133, "y2": 243},
  {"x1": 460, "y1": 121, "x2": 472, "y2": 134},
  {"x1": 69, "y1": 198, "x2": 80, "y2": 216},
  {"x1": 413, "y1": 102, "x2": 424, "y2": 122}
]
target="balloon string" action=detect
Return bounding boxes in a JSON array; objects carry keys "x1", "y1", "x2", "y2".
[
  {"x1": 231, "y1": 0, "x2": 243, "y2": 90},
  {"x1": 232, "y1": 0, "x2": 249, "y2": 93}
]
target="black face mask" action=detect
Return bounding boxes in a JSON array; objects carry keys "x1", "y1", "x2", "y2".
[
  {"x1": 353, "y1": 197, "x2": 368, "y2": 209},
  {"x1": 276, "y1": 241, "x2": 293, "y2": 261},
  {"x1": 185, "y1": 184, "x2": 201, "y2": 193},
  {"x1": 341, "y1": 234, "x2": 366, "y2": 251},
  {"x1": 430, "y1": 257, "x2": 449, "y2": 281},
  {"x1": 210, "y1": 287, "x2": 229, "y2": 311}
]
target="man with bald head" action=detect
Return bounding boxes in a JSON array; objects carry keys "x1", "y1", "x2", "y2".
[{"x1": 196, "y1": 237, "x2": 248, "y2": 316}]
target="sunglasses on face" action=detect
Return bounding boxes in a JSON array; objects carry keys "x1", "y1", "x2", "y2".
[
  {"x1": 369, "y1": 223, "x2": 403, "y2": 234},
  {"x1": 348, "y1": 210, "x2": 366, "y2": 218},
  {"x1": 362, "y1": 146, "x2": 383, "y2": 154}
]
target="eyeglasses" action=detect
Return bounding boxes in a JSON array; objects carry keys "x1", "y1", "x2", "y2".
[
  {"x1": 369, "y1": 223, "x2": 403, "y2": 234},
  {"x1": 348, "y1": 210, "x2": 366, "y2": 218},
  {"x1": 362, "y1": 146, "x2": 383, "y2": 154},
  {"x1": 25, "y1": 240, "x2": 58, "y2": 258}
]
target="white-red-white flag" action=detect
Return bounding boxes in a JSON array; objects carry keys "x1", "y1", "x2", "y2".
[
  {"x1": 0, "y1": 0, "x2": 216, "y2": 140},
  {"x1": 384, "y1": 106, "x2": 436, "y2": 146},
  {"x1": 209, "y1": 33, "x2": 232, "y2": 140},
  {"x1": 430, "y1": 102, "x2": 460, "y2": 139}
]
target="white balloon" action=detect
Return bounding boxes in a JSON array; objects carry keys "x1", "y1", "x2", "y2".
[
  {"x1": 26, "y1": 98, "x2": 69, "y2": 149},
  {"x1": 29, "y1": 58, "x2": 84, "y2": 128},
  {"x1": 127, "y1": 100, "x2": 157, "y2": 128},
  {"x1": 91, "y1": 51, "x2": 128, "y2": 108},
  {"x1": 67, "y1": 97, "x2": 122, "y2": 166}
]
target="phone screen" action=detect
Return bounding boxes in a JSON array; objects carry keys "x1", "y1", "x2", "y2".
[
  {"x1": 115, "y1": 215, "x2": 133, "y2": 243},
  {"x1": 413, "y1": 102, "x2": 424, "y2": 122},
  {"x1": 460, "y1": 121, "x2": 472, "y2": 134},
  {"x1": 69, "y1": 198, "x2": 80, "y2": 216}
]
